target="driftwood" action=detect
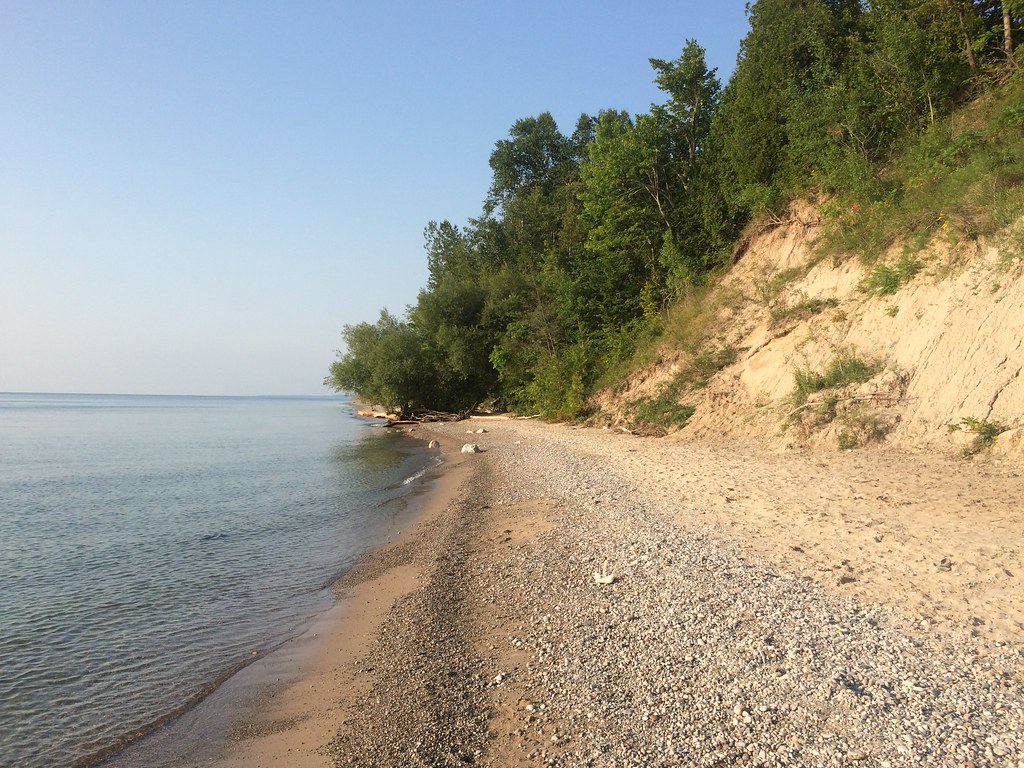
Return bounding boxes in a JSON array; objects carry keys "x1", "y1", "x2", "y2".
[
  {"x1": 382, "y1": 409, "x2": 466, "y2": 426},
  {"x1": 356, "y1": 403, "x2": 530, "y2": 427}
]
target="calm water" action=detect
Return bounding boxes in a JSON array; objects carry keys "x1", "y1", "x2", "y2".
[{"x1": 0, "y1": 393, "x2": 438, "y2": 768}]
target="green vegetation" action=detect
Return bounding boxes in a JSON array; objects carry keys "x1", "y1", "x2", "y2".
[
  {"x1": 838, "y1": 406, "x2": 893, "y2": 448},
  {"x1": 770, "y1": 296, "x2": 840, "y2": 325},
  {"x1": 788, "y1": 361, "x2": 898, "y2": 448},
  {"x1": 859, "y1": 255, "x2": 924, "y2": 296},
  {"x1": 327, "y1": 2, "x2": 1024, "y2": 419},
  {"x1": 622, "y1": 345, "x2": 735, "y2": 433},
  {"x1": 793, "y1": 350, "x2": 883, "y2": 405},
  {"x1": 949, "y1": 416, "x2": 1009, "y2": 457},
  {"x1": 627, "y1": 397, "x2": 696, "y2": 435}
]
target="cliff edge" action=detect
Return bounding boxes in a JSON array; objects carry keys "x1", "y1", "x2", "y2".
[{"x1": 597, "y1": 200, "x2": 1024, "y2": 460}]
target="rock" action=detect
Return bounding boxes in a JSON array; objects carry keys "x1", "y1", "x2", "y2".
[
  {"x1": 475, "y1": 428, "x2": 487, "y2": 434},
  {"x1": 428, "y1": 440, "x2": 441, "y2": 449},
  {"x1": 991, "y1": 427, "x2": 1024, "y2": 460},
  {"x1": 939, "y1": 557, "x2": 952, "y2": 571},
  {"x1": 461, "y1": 443, "x2": 482, "y2": 454},
  {"x1": 593, "y1": 559, "x2": 615, "y2": 584}
]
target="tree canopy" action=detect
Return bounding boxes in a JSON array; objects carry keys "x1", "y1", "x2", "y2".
[{"x1": 327, "y1": 0, "x2": 1023, "y2": 417}]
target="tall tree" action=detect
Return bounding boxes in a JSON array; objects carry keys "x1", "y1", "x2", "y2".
[
  {"x1": 711, "y1": 0, "x2": 863, "y2": 208},
  {"x1": 649, "y1": 39, "x2": 721, "y2": 176},
  {"x1": 487, "y1": 112, "x2": 573, "y2": 208}
]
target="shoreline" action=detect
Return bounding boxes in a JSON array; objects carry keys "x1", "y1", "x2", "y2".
[
  {"x1": 195, "y1": 440, "x2": 474, "y2": 767},
  {"x1": 97, "y1": 427, "x2": 459, "y2": 768},
  {"x1": 166, "y1": 419, "x2": 1022, "y2": 766}
]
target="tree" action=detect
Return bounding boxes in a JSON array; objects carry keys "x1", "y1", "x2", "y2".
[
  {"x1": 576, "y1": 110, "x2": 662, "y2": 331},
  {"x1": 423, "y1": 220, "x2": 474, "y2": 289},
  {"x1": 487, "y1": 112, "x2": 574, "y2": 208},
  {"x1": 711, "y1": 0, "x2": 863, "y2": 208},
  {"x1": 649, "y1": 39, "x2": 721, "y2": 176},
  {"x1": 325, "y1": 310, "x2": 436, "y2": 416}
]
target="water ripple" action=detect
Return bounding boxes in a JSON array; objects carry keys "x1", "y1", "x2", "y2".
[{"x1": 0, "y1": 394, "x2": 434, "y2": 768}]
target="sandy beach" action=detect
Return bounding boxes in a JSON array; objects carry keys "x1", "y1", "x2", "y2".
[{"x1": 208, "y1": 418, "x2": 1023, "y2": 767}]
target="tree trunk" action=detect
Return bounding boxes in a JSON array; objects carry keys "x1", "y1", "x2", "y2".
[
  {"x1": 1005, "y1": 4, "x2": 1016, "y2": 62},
  {"x1": 956, "y1": 4, "x2": 978, "y2": 74}
]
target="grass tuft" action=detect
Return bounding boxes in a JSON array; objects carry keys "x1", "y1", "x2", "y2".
[
  {"x1": 859, "y1": 255, "x2": 923, "y2": 296},
  {"x1": 793, "y1": 350, "x2": 882, "y2": 405}
]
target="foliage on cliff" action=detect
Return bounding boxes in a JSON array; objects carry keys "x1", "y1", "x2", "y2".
[{"x1": 327, "y1": 0, "x2": 1024, "y2": 418}]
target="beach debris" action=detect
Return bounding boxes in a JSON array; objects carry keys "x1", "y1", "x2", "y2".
[
  {"x1": 428, "y1": 440, "x2": 440, "y2": 449},
  {"x1": 593, "y1": 559, "x2": 615, "y2": 585},
  {"x1": 461, "y1": 443, "x2": 482, "y2": 454},
  {"x1": 939, "y1": 556, "x2": 953, "y2": 571}
]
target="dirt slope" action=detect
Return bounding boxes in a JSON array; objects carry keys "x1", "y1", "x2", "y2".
[{"x1": 598, "y1": 200, "x2": 1024, "y2": 459}]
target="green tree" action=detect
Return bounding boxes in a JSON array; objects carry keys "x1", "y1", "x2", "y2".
[
  {"x1": 410, "y1": 230, "x2": 496, "y2": 411},
  {"x1": 649, "y1": 39, "x2": 721, "y2": 180},
  {"x1": 577, "y1": 110, "x2": 665, "y2": 331},
  {"x1": 325, "y1": 310, "x2": 436, "y2": 416},
  {"x1": 487, "y1": 112, "x2": 574, "y2": 208},
  {"x1": 711, "y1": 0, "x2": 863, "y2": 209}
]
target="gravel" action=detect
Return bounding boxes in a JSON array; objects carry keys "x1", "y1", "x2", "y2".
[{"x1": 326, "y1": 424, "x2": 1023, "y2": 768}]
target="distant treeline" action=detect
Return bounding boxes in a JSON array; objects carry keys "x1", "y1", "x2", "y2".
[{"x1": 327, "y1": 0, "x2": 1023, "y2": 418}]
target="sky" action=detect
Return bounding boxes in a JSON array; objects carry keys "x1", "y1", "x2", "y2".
[{"x1": 1, "y1": 1, "x2": 752, "y2": 396}]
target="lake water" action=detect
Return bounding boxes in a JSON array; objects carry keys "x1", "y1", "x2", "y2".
[{"x1": 0, "y1": 393, "x2": 438, "y2": 768}]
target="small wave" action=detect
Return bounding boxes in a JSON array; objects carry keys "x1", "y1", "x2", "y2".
[{"x1": 401, "y1": 456, "x2": 444, "y2": 486}]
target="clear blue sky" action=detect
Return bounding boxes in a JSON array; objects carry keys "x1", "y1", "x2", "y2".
[{"x1": 1, "y1": 1, "x2": 751, "y2": 396}]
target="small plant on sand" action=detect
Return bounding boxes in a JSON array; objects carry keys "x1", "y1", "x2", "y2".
[
  {"x1": 770, "y1": 296, "x2": 840, "y2": 325},
  {"x1": 837, "y1": 430, "x2": 859, "y2": 450},
  {"x1": 838, "y1": 406, "x2": 893, "y2": 448},
  {"x1": 685, "y1": 346, "x2": 737, "y2": 389},
  {"x1": 755, "y1": 266, "x2": 807, "y2": 307},
  {"x1": 792, "y1": 350, "x2": 883, "y2": 405},
  {"x1": 628, "y1": 397, "x2": 696, "y2": 435},
  {"x1": 859, "y1": 255, "x2": 923, "y2": 296},
  {"x1": 948, "y1": 416, "x2": 1008, "y2": 457}
]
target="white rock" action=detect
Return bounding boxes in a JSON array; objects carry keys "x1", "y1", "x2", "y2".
[{"x1": 461, "y1": 443, "x2": 482, "y2": 454}]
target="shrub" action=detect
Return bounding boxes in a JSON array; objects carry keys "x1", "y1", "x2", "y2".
[
  {"x1": 793, "y1": 351, "x2": 882, "y2": 405},
  {"x1": 770, "y1": 296, "x2": 840, "y2": 324},
  {"x1": 949, "y1": 416, "x2": 1008, "y2": 457},
  {"x1": 628, "y1": 398, "x2": 696, "y2": 434},
  {"x1": 859, "y1": 255, "x2": 923, "y2": 296}
]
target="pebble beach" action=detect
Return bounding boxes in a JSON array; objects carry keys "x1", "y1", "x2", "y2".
[{"x1": 215, "y1": 418, "x2": 1024, "y2": 768}]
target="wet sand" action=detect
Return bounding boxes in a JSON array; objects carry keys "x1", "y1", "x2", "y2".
[{"x1": 196, "y1": 449, "x2": 473, "y2": 767}]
